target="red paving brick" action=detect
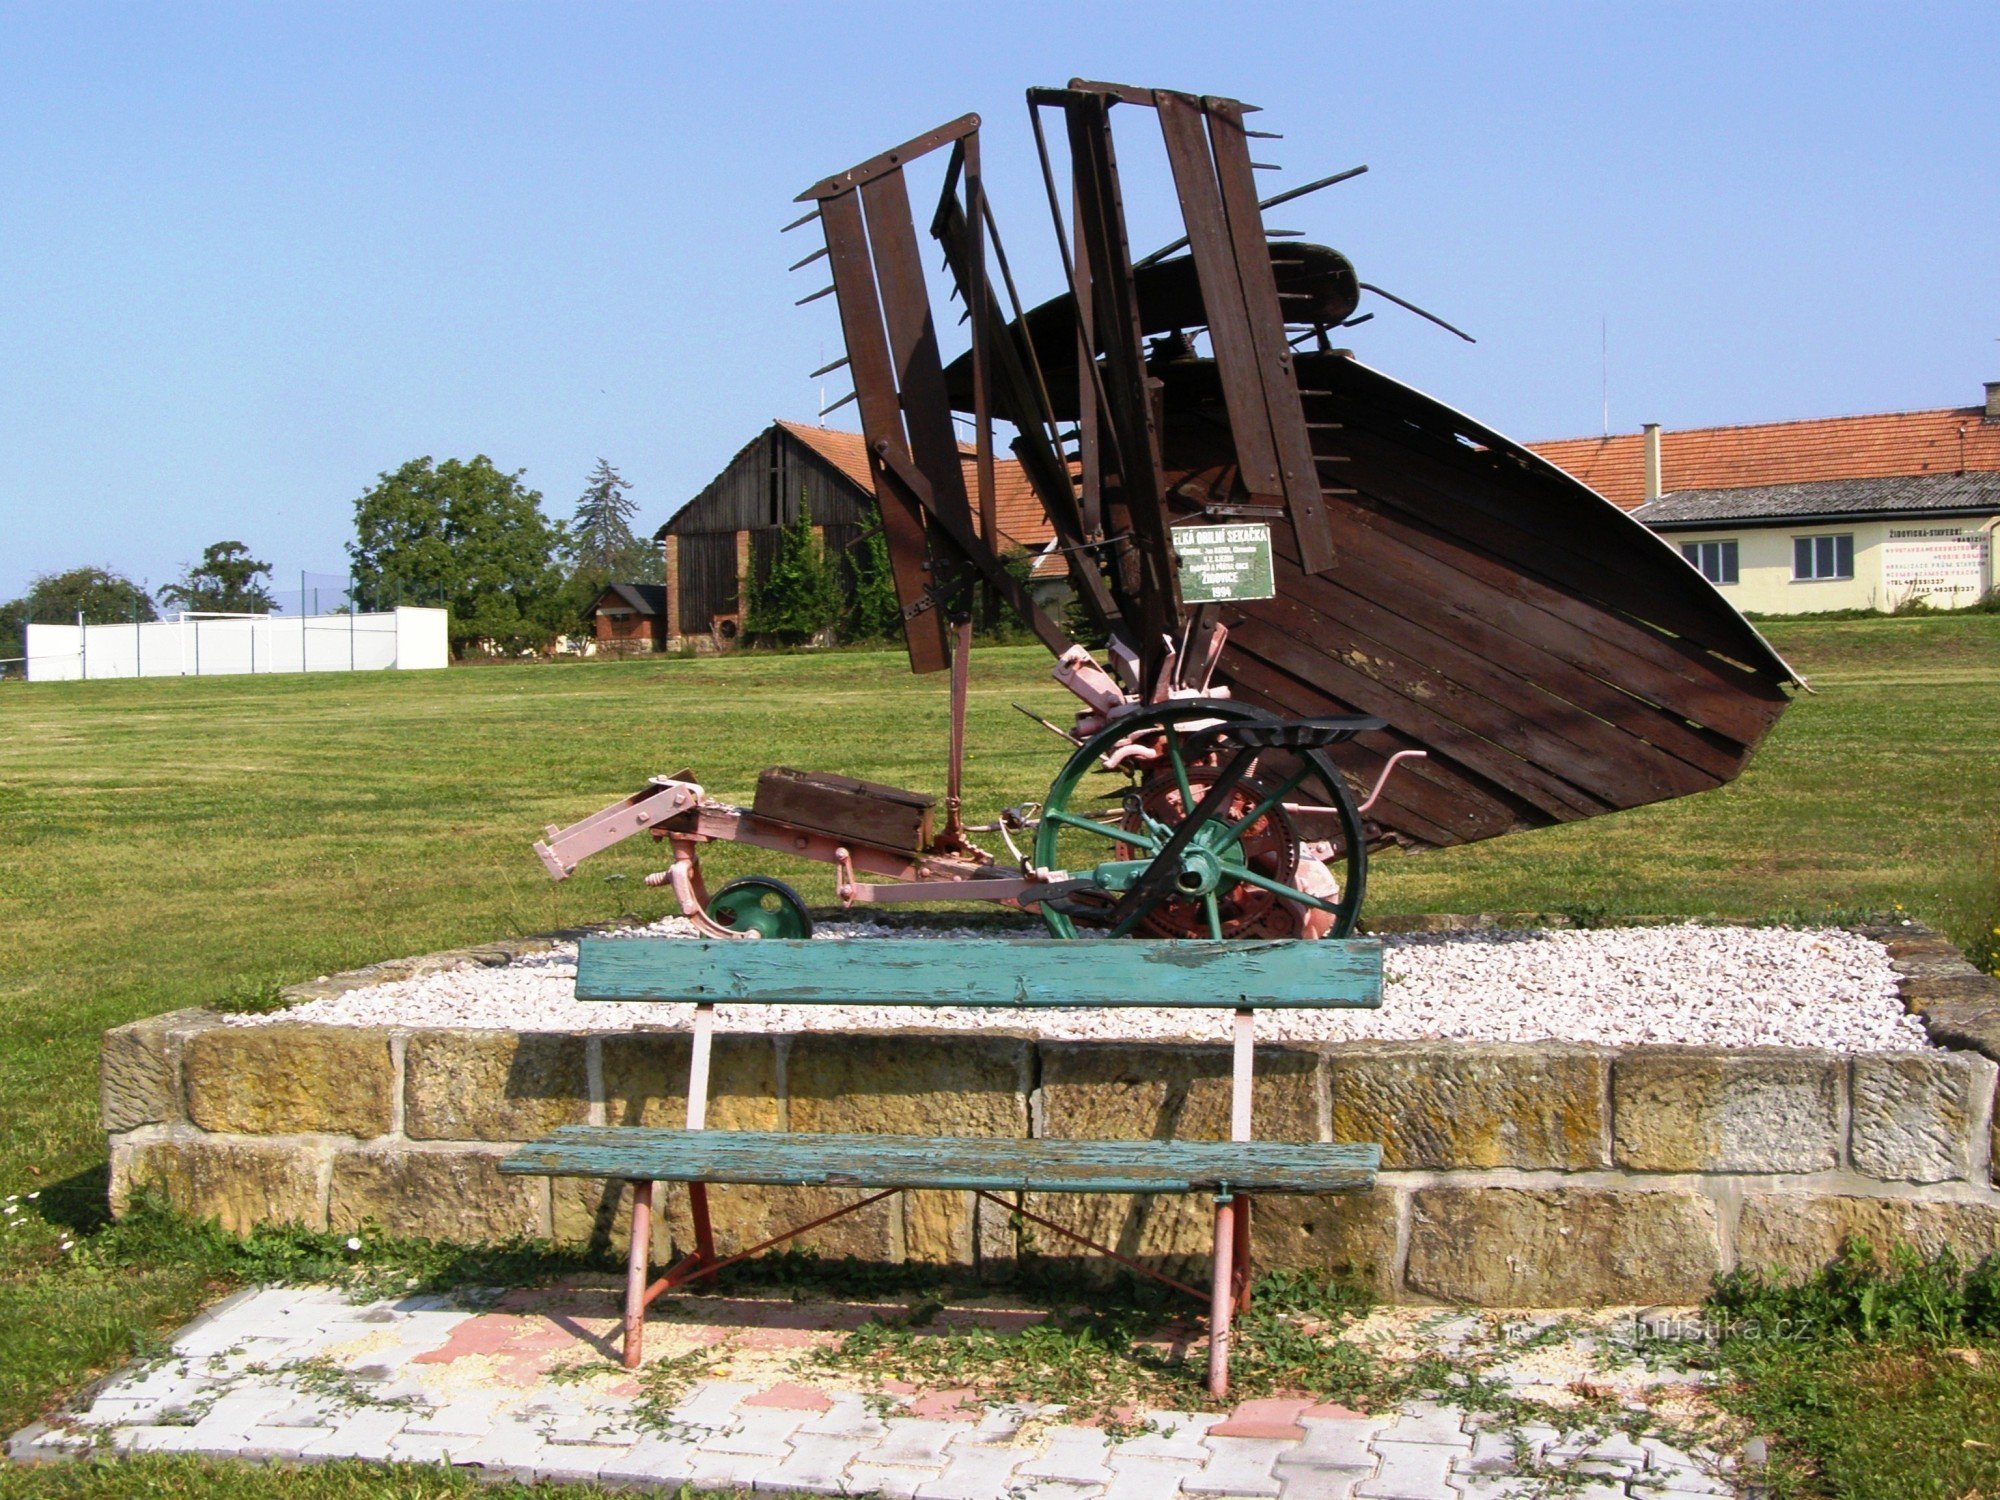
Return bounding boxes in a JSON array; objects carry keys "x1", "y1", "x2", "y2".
[
  {"x1": 742, "y1": 1382, "x2": 834, "y2": 1413},
  {"x1": 904, "y1": 1388, "x2": 983, "y2": 1421},
  {"x1": 1209, "y1": 1396, "x2": 1311, "y2": 1439}
]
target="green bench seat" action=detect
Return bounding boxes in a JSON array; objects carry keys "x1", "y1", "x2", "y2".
[
  {"x1": 503, "y1": 1127, "x2": 1381, "y2": 1196},
  {"x1": 572, "y1": 935, "x2": 1384, "y2": 1007}
]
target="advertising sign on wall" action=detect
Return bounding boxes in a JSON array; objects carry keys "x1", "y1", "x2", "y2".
[{"x1": 1883, "y1": 526, "x2": 1992, "y2": 606}]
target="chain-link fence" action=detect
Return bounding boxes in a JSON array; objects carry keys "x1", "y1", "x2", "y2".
[{"x1": 270, "y1": 572, "x2": 450, "y2": 616}]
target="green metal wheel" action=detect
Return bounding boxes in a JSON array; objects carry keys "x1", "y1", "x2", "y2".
[
  {"x1": 707, "y1": 876, "x2": 815, "y2": 940},
  {"x1": 1032, "y1": 699, "x2": 1368, "y2": 941}
]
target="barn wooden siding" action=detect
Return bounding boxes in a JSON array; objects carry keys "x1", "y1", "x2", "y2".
[{"x1": 662, "y1": 426, "x2": 874, "y2": 635}]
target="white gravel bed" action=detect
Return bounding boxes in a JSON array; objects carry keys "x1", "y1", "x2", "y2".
[{"x1": 236, "y1": 919, "x2": 1930, "y2": 1051}]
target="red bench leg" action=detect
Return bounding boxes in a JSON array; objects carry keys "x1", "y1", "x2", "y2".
[
  {"x1": 623, "y1": 1180, "x2": 653, "y2": 1369},
  {"x1": 1208, "y1": 1193, "x2": 1236, "y2": 1399},
  {"x1": 689, "y1": 1180, "x2": 718, "y2": 1266},
  {"x1": 1233, "y1": 1193, "x2": 1254, "y2": 1313}
]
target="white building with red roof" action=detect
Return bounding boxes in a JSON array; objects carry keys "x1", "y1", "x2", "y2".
[{"x1": 1528, "y1": 381, "x2": 2000, "y2": 614}]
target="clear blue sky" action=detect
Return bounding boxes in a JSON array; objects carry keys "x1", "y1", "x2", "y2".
[{"x1": 3, "y1": 1, "x2": 1995, "y2": 603}]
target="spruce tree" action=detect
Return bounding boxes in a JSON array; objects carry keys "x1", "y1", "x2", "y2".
[{"x1": 570, "y1": 459, "x2": 646, "y2": 578}]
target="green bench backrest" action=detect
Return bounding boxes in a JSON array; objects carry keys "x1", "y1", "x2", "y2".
[{"x1": 575, "y1": 937, "x2": 1383, "y2": 1009}]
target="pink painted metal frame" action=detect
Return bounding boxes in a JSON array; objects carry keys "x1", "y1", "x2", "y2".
[{"x1": 616, "y1": 992, "x2": 1266, "y2": 1397}]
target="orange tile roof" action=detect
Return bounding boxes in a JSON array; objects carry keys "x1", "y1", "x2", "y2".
[
  {"x1": 775, "y1": 420, "x2": 1057, "y2": 554},
  {"x1": 1527, "y1": 404, "x2": 2000, "y2": 509}
]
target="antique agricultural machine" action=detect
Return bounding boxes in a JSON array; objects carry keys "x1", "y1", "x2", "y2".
[{"x1": 535, "y1": 81, "x2": 1802, "y2": 941}]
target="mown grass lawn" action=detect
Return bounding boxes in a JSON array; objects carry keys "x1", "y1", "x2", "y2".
[{"x1": 0, "y1": 614, "x2": 1996, "y2": 1493}]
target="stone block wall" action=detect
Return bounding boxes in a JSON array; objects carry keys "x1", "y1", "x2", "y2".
[{"x1": 101, "y1": 924, "x2": 2000, "y2": 1305}]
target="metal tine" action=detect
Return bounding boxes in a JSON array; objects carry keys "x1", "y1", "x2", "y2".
[
  {"x1": 780, "y1": 208, "x2": 820, "y2": 233},
  {"x1": 820, "y1": 389, "x2": 859, "y2": 417},
  {"x1": 795, "y1": 284, "x2": 837, "y2": 306},
  {"x1": 1133, "y1": 164, "x2": 1368, "y2": 269},
  {"x1": 1245, "y1": 128, "x2": 1283, "y2": 139},
  {"x1": 1267, "y1": 229, "x2": 1304, "y2": 238},
  {"x1": 1255, "y1": 164, "x2": 1367, "y2": 212},
  {"x1": 788, "y1": 246, "x2": 830, "y2": 272},
  {"x1": 809, "y1": 355, "x2": 849, "y2": 379},
  {"x1": 1250, "y1": 161, "x2": 1282, "y2": 170},
  {"x1": 1359, "y1": 282, "x2": 1477, "y2": 342}
]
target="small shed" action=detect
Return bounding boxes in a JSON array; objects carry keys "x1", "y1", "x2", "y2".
[{"x1": 585, "y1": 582, "x2": 669, "y2": 652}]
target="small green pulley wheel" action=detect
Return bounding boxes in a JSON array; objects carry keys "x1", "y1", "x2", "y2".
[{"x1": 707, "y1": 876, "x2": 814, "y2": 939}]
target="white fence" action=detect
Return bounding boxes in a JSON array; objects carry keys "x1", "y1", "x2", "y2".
[{"x1": 24, "y1": 607, "x2": 449, "y2": 682}]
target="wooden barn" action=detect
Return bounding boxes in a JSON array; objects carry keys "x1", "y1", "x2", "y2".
[{"x1": 652, "y1": 421, "x2": 1054, "y2": 646}]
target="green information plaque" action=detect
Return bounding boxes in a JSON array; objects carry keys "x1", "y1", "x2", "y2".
[{"x1": 1172, "y1": 523, "x2": 1277, "y2": 602}]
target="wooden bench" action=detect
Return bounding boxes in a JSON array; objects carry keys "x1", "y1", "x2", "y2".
[{"x1": 500, "y1": 936, "x2": 1382, "y2": 1396}]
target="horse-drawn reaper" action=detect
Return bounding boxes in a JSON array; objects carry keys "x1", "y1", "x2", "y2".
[{"x1": 534, "y1": 80, "x2": 1801, "y2": 940}]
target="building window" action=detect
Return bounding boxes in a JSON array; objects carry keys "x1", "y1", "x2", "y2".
[
  {"x1": 1793, "y1": 534, "x2": 1854, "y2": 581},
  {"x1": 1681, "y1": 540, "x2": 1739, "y2": 585}
]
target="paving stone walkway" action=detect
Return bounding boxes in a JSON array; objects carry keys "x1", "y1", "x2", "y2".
[{"x1": 8, "y1": 1284, "x2": 1740, "y2": 1497}]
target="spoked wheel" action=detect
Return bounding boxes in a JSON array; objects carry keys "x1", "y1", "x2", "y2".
[
  {"x1": 1119, "y1": 763, "x2": 1301, "y2": 938},
  {"x1": 707, "y1": 876, "x2": 814, "y2": 939},
  {"x1": 1032, "y1": 700, "x2": 1369, "y2": 940}
]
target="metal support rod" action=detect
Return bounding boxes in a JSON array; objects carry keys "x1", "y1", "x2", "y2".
[
  {"x1": 645, "y1": 1189, "x2": 903, "y2": 1299},
  {"x1": 1231, "y1": 1007, "x2": 1255, "y2": 1140},
  {"x1": 686, "y1": 1003, "x2": 714, "y2": 1131},
  {"x1": 971, "y1": 1190, "x2": 1208, "y2": 1302},
  {"x1": 680, "y1": 1004, "x2": 718, "y2": 1297},
  {"x1": 965, "y1": 134, "x2": 997, "y2": 567},
  {"x1": 942, "y1": 617, "x2": 974, "y2": 850},
  {"x1": 979, "y1": 195, "x2": 1067, "y2": 472},
  {"x1": 1026, "y1": 95, "x2": 1131, "y2": 485},
  {"x1": 1207, "y1": 1005, "x2": 1259, "y2": 1393}
]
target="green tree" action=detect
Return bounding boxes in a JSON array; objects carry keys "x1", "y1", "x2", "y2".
[
  {"x1": 1, "y1": 567, "x2": 157, "y2": 666},
  {"x1": 569, "y1": 459, "x2": 650, "y2": 580},
  {"x1": 844, "y1": 516, "x2": 904, "y2": 642},
  {"x1": 979, "y1": 547, "x2": 1039, "y2": 642},
  {"x1": 744, "y1": 500, "x2": 840, "y2": 645},
  {"x1": 159, "y1": 541, "x2": 275, "y2": 615},
  {"x1": 1061, "y1": 581, "x2": 1111, "y2": 648},
  {"x1": 347, "y1": 455, "x2": 567, "y2": 654}
]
